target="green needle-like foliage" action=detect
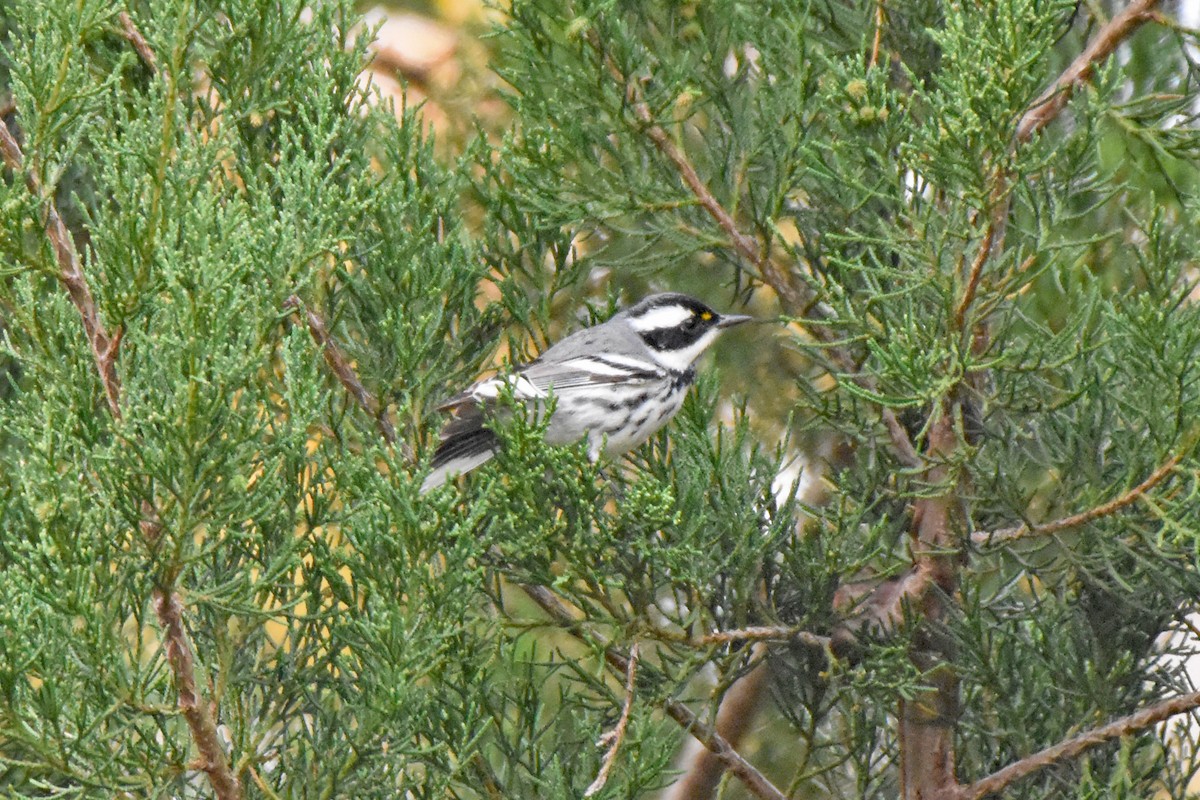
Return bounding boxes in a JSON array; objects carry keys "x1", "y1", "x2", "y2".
[{"x1": 2, "y1": 1, "x2": 1200, "y2": 799}]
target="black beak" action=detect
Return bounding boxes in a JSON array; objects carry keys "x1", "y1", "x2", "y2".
[{"x1": 717, "y1": 313, "x2": 753, "y2": 329}]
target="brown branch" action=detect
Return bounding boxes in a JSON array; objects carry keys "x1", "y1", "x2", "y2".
[
  {"x1": 519, "y1": 584, "x2": 789, "y2": 800},
  {"x1": 0, "y1": 118, "x2": 123, "y2": 418},
  {"x1": 118, "y1": 11, "x2": 158, "y2": 74},
  {"x1": 974, "y1": 453, "x2": 1182, "y2": 546},
  {"x1": 899, "y1": 410, "x2": 962, "y2": 799},
  {"x1": 951, "y1": 689, "x2": 1200, "y2": 800},
  {"x1": 868, "y1": 0, "x2": 886, "y2": 70},
  {"x1": 1015, "y1": 0, "x2": 1162, "y2": 143},
  {"x1": 662, "y1": 645, "x2": 771, "y2": 800},
  {"x1": 584, "y1": 642, "x2": 639, "y2": 797},
  {"x1": 1, "y1": 111, "x2": 240, "y2": 799},
  {"x1": 154, "y1": 589, "x2": 242, "y2": 800},
  {"x1": 284, "y1": 295, "x2": 397, "y2": 446},
  {"x1": 953, "y1": 221, "x2": 997, "y2": 331}
]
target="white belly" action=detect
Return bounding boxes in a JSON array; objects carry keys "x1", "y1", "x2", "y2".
[{"x1": 542, "y1": 381, "x2": 687, "y2": 458}]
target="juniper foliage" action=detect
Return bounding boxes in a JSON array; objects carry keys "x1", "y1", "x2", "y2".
[{"x1": 2, "y1": 1, "x2": 1200, "y2": 799}]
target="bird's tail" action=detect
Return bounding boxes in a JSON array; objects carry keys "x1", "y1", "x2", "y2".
[{"x1": 420, "y1": 428, "x2": 499, "y2": 493}]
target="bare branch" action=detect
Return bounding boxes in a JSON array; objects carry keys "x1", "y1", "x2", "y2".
[
  {"x1": 585, "y1": 642, "x2": 639, "y2": 797},
  {"x1": 661, "y1": 645, "x2": 771, "y2": 800},
  {"x1": 519, "y1": 584, "x2": 789, "y2": 800},
  {"x1": 953, "y1": 221, "x2": 997, "y2": 331},
  {"x1": 974, "y1": 453, "x2": 1183, "y2": 546},
  {"x1": 899, "y1": 411, "x2": 963, "y2": 799},
  {"x1": 284, "y1": 295, "x2": 398, "y2": 446},
  {"x1": 952, "y1": 689, "x2": 1200, "y2": 800},
  {"x1": 868, "y1": 0, "x2": 886, "y2": 70},
  {"x1": 0, "y1": 118, "x2": 123, "y2": 418},
  {"x1": 153, "y1": 589, "x2": 242, "y2": 800},
  {"x1": 1015, "y1": 0, "x2": 1162, "y2": 143},
  {"x1": 118, "y1": 11, "x2": 158, "y2": 74}
]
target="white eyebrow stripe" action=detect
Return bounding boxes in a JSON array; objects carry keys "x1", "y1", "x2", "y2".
[{"x1": 627, "y1": 305, "x2": 693, "y2": 332}]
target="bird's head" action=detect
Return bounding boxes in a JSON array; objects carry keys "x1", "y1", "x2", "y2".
[{"x1": 620, "y1": 293, "x2": 752, "y2": 372}]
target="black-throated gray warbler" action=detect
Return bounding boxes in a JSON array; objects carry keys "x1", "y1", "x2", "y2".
[{"x1": 421, "y1": 293, "x2": 751, "y2": 492}]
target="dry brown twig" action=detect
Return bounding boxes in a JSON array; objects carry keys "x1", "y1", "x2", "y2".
[
  {"x1": 949, "y1": 689, "x2": 1200, "y2": 800},
  {"x1": 118, "y1": 11, "x2": 158, "y2": 74},
  {"x1": 519, "y1": 584, "x2": 790, "y2": 800},
  {"x1": 953, "y1": 222, "x2": 997, "y2": 331},
  {"x1": 868, "y1": 0, "x2": 887, "y2": 70},
  {"x1": 973, "y1": 453, "x2": 1183, "y2": 546},
  {"x1": 0, "y1": 120, "x2": 124, "y2": 418},
  {"x1": 283, "y1": 295, "x2": 398, "y2": 446},
  {"x1": 647, "y1": 623, "x2": 831, "y2": 650},
  {"x1": 584, "y1": 642, "x2": 639, "y2": 797}
]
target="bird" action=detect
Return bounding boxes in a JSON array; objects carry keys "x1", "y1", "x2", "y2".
[{"x1": 420, "y1": 292, "x2": 752, "y2": 493}]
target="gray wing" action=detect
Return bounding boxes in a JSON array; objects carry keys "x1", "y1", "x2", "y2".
[
  {"x1": 436, "y1": 320, "x2": 660, "y2": 410},
  {"x1": 422, "y1": 321, "x2": 660, "y2": 492}
]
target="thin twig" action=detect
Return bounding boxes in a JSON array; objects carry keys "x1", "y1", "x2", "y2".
[
  {"x1": 153, "y1": 589, "x2": 243, "y2": 799},
  {"x1": 118, "y1": 11, "x2": 158, "y2": 74},
  {"x1": 2, "y1": 109, "x2": 240, "y2": 800},
  {"x1": 953, "y1": 222, "x2": 997, "y2": 331},
  {"x1": 284, "y1": 295, "x2": 397, "y2": 446},
  {"x1": 583, "y1": 30, "x2": 817, "y2": 316},
  {"x1": 700, "y1": 626, "x2": 829, "y2": 648},
  {"x1": 647, "y1": 623, "x2": 831, "y2": 649},
  {"x1": 0, "y1": 118, "x2": 123, "y2": 418},
  {"x1": 974, "y1": 453, "x2": 1182, "y2": 546},
  {"x1": 662, "y1": 644, "x2": 771, "y2": 800},
  {"x1": 868, "y1": 0, "x2": 886, "y2": 70},
  {"x1": 585, "y1": 642, "x2": 639, "y2": 797},
  {"x1": 951, "y1": 689, "x2": 1200, "y2": 800},
  {"x1": 584, "y1": 32, "x2": 923, "y2": 471},
  {"x1": 1015, "y1": 0, "x2": 1162, "y2": 143},
  {"x1": 520, "y1": 584, "x2": 789, "y2": 800}
]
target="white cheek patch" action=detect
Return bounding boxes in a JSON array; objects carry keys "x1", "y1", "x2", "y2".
[
  {"x1": 627, "y1": 304, "x2": 694, "y2": 332},
  {"x1": 649, "y1": 329, "x2": 720, "y2": 372},
  {"x1": 470, "y1": 374, "x2": 547, "y2": 401}
]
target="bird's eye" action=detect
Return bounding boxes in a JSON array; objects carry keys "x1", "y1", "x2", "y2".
[{"x1": 682, "y1": 316, "x2": 698, "y2": 330}]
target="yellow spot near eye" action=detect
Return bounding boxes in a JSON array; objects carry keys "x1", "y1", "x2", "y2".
[{"x1": 701, "y1": 311, "x2": 713, "y2": 321}]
